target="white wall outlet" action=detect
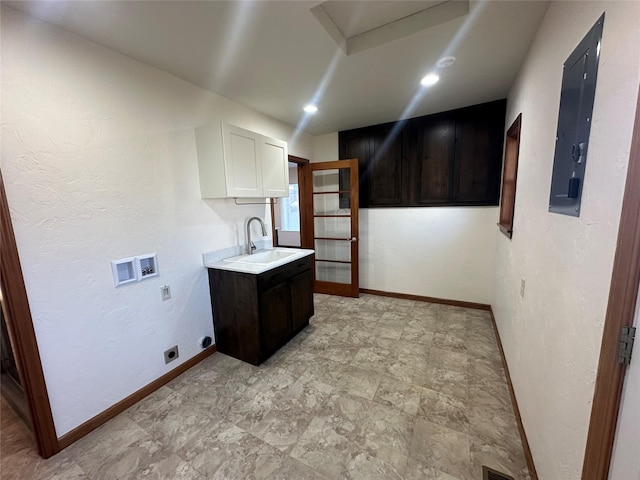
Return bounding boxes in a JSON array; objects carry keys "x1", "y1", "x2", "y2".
[
  {"x1": 520, "y1": 278, "x2": 526, "y2": 298},
  {"x1": 160, "y1": 285, "x2": 171, "y2": 301}
]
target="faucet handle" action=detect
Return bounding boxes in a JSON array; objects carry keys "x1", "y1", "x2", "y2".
[{"x1": 250, "y1": 241, "x2": 257, "y2": 252}]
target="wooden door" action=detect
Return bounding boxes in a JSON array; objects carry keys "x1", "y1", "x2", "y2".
[{"x1": 304, "y1": 159, "x2": 359, "y2": 297}]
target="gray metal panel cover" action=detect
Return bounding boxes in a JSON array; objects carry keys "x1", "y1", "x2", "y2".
[{"x1": 549, "y1": 14, "x2": 604, "y2": 217}]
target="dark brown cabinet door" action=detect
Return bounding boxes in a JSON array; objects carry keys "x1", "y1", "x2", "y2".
[
  {"x1": 414, "y1": 119, "x2": 456, "y2": 204},
  {"x1": 290, "y1": 269, "x2": 313, "y2": 332},
  {"x1": 368, "y1": 124, "x2": 403, "y2": 206},
  {"x1": 260, "y1": 282, "x2": 291, "y2": 356},
  {"x1": 454, "y1": 104, "x2": 504, "y2": 204},
  {"x1": 340, "y1": 129, "x2": 371, "y2": 207}
]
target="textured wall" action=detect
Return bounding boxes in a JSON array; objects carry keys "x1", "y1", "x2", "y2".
[
  {"x1": 493, "y1": 2, "x2": 640, "y2": 478},
  {"x1": 1, "y1": 7, "x2": 312, "y2": 437},
  {"x1": 312, "y1": 136, "x2": 499, "y2": 304}
]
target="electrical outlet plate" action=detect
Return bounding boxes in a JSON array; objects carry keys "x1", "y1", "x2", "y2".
[
  {"x1": 161, "y1": 285, "x2": 171, "y2": 301},
  {"x1": 164, "y1": 346, "x2": 179, "y2": 364}
]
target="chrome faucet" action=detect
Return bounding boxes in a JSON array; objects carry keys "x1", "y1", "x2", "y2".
[{"x1": 246, "y1": 216, "x2": 267, "y2": 255}]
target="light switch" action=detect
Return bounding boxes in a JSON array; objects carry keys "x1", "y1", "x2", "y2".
[{"x1": 161, "y1": 285, "x2": 171, "y2": 301}]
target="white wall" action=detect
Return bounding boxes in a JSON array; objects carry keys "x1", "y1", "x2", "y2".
[
  {"x1": 0, "y1": 7, "x2": 312, "y2": 437},
  {"x1": 312, "y1": 135, "x2": 498, "y2": 304},
  {"x1": 493, "y1": 2, "x2": 640, "y2": 479}
]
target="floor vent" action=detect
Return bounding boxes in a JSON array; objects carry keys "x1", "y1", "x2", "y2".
[{"x1": 482, "y1": 466, "x2": 515, "y2": 480}]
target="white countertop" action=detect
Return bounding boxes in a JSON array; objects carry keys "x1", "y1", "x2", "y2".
[{"x1": 204, "y1": 248, "x2": 314, "y2": 274}]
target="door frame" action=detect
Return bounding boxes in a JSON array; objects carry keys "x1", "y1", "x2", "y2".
[
  {"x1": 582, "y1": 83, "x2": 640, "y2": 478},
  {"x1": 303, "y1": 158, "x2": 360, "y2": 297},
  {"x1": 270, "y1": 155, "x2": 309, "y2": 248},
  {"x1": 0, "y1": 170, "x2": 59, "y2": 458}
]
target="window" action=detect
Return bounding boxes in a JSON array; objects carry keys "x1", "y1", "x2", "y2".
[
  {"x1": 280, "y1": 183, "x2": 300, "y2": 231},
  {"x1": 498, "y1": 114, "x2": 522, "y2": 239}
]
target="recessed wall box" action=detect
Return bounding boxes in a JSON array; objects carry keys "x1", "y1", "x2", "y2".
[
  {"x1": 111, "y1": 257, "x2": 137, "y2": 287},
  {"x1": 136, "y1": 253, "x2": 158, "y2": 280}
]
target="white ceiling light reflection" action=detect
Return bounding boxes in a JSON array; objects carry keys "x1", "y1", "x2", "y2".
[
  {"x1": 420, "y1": 73, "x2": 440, "y2": 87},
  {"x1": 303, "y1": 104, "x2": 318, "y2": 114}
]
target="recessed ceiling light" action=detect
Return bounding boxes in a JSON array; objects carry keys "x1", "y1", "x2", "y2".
[
  {"x1": 420, "y1": 73, "x2": 439, "y2": 87},
  {"x1": 304, "y1": 104, "x2": 318, "y2": 114},
  {"x1": 436, "y1": 56, "x2": 456, "y2": 69}
]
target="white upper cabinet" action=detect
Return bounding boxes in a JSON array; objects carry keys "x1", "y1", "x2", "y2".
[
  {"x1": 261, "y1": 137, "x2": 288, "y2": 198},
  {"x1": 195, "y1": 122, "x2": 289, "y2": 199}
]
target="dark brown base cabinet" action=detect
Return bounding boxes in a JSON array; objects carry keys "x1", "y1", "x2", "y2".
[{"x1": 207, "y1": 255, "x2": 314, "y2": 366}]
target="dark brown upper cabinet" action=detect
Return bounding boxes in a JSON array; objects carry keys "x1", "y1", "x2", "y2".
[
  {"x1": 339, "y1": 99, "x2": 506, "y2": 208},
  {"x1": 339, "y1": 122, "x2": 404, "y2": 207},
  {"x1": 368, "y1": 123, "x2": 404, "y2": 206},
  {"x1": 407, "y1": 116, "x2": 456, "y2": 205}
]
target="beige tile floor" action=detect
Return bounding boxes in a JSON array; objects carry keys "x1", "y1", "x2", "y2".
[{"x1": 0, "y1": 293, "x2": 530, "y2": 479}]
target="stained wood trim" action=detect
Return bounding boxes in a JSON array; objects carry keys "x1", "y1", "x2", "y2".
[
  {"x1": 582, "y1": 83, "x2": 640, "y2": 479},
  {"x1": 298, "y1": 162, "x2": 311, "y2": 250},
  {"x1": 359, "y1": 288, "x2": 491, "y2": 311},
  {"x1": 288, "y1": 155, "x2": 310, "y2": 165},
  {"x1": 269, "y1": 199, "x2": 277, "y2": 246},
  {"x1": 498, "y1": 113, "x2": 522, "y2": 239},
  {"x1": 58, "y1": 346, "x2": 216, "y2": 450},
  {"x1": 0, "y1": 170, "x2": 60, "y2": 458},
  {"x1": 271, "y1": 155, "x2": 310, "y2": 247},
  {"x1": 488, "y1": 309, "x2": 538, "y2": 480}
]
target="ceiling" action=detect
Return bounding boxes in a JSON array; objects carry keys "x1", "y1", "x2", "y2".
[{"x1": 4, "y1": 0, "x2": 549, "y2": 136}]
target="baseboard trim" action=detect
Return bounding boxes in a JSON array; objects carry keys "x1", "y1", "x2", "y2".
[
  {"x1": 57, "y1": 345, "x2": 216, "y2": 451},
  {"x1": 488, "y1": 309, "x2": 538, "y2": 480},
  {"x1": 360, "y1": 288, "x2": 491, "y2": 311}
]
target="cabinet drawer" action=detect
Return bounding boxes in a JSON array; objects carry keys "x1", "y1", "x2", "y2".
[{"x1": 258, "y1": 255, "x2": 312, "y2": 291}]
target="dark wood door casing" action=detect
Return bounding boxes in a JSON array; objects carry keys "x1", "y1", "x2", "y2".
[
  {"x1": 0, "y1": 170, "x2": 59, "y2": 458},
  {"x1": 582, "y1": 84, "x2": 640, "y2": 479}
]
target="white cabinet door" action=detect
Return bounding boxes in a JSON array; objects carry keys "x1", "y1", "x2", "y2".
[
  {"x1": 222, "y1": 123, "x2": 263, "y2": 197},
  {"x1": 197, "y1": 122, "x2": 289, "y2": 198},
  {"x1": 262, "y1": 137, "x2": 289, "y2": 198}
]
